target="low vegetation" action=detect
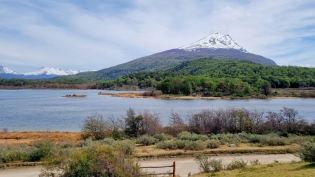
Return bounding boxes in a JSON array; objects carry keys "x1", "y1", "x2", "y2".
[
  {"x1": 191, "y1": 161, "x2": 315, "y2": 177},
  {"x1": 1, "y1": 107, "x2": 315, "y2": 176}
]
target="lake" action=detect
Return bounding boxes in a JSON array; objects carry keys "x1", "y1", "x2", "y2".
[{"x1": 0, "y1": 90, "x2": 315, "y2": 132}]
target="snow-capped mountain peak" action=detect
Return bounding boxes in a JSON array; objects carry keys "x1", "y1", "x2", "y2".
[
  {"x1": 23, "y1": 67, "x2": 80, "y2": 76},
  {"x1": 178, "y1": 32, "x2": 247, "y2": 53},
  {"x1": 0, "y1": 65, "x2": 18, "y2": 74}
]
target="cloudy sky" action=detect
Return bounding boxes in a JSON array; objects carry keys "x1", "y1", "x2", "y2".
[{"x1": 0, "y1": 0, "x2": 314, "y2": 72}]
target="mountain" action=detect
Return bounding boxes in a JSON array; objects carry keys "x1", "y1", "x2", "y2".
[
  {"x1": 74, "y1": 32, "x2": 277, "y2": 81},
  {"x1": 178, "y1": 32, "x2": 247, "y2": 52},
  {"x1": 0, "y1": 66, "x2": 87, "y2": 79}
]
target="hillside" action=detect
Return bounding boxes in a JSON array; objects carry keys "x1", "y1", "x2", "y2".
[{"x1": 70, "y1": 32, "x2": 277, "y2": 81}]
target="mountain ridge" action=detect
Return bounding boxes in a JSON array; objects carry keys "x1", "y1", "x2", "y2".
[
  {"x1": 0, "y1": 65, "x2": 88, "y2": 79},
  {"x1": 74, "y1": 32, "x2": 277, "y2": 80}
]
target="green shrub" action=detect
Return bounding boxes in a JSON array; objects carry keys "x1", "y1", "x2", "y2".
[
  {"x1": 114, "y1": 140, "x2": 135, "y2": 155},
  {"x1": 40, "y1": 145, "x2": 143, "y2": 177},
  {"x1": 194, "y1": 153, "x2": 211, "y2": 172},
  {"x1": 205, "y1": 139, "x2": 220, "y2": 149},
  {"x1": 154, "y1": 133, "x2": 172, "y2": 141},
  {"x1": 99, "y1": 137, "x2": 116, "y2": 145},
  {"x1": 265, "y1": 136, "x2": 290, "y2": 146},
  {"x1": 208, "y1": 158, "x2": 223, "y2": 172},
  {"x1": 173, "y1": 140, "x2": 187, "y2": 149},
  {"x1": 184, "y1": 140, "x2": 206, "y2": 150},
  {"x1": 178, "y1": 131, "x2": 192, "y2": 140},
  {"x1": 300, "y1": 143, "x2": 315, "y2": 163},
  {"x1": 178, "y1": 131, "x2": 208, "y2": 141},
  {"x1": 194, "y1": 153, "x2": 223, "y2": 172},
  {"x1": 155, "y1": 141, "x2": 171, "y2": 149},
  {"x1": 29, "y1": 141, "x2": 55, "y2": 162},
  {"x1": 76, "y1": 139, "x2": 98, "y2": 147},
  {"x1": 59, "y1": 142, "x2": 74, "y2": 148},
  {"x1": 0, "y1": 145, "x2": 32, "y2": 163},
  {"x1": 226, "y1": 159, "x2": 247, "y2": 170},
  {"x1": 136, "y1": 135, "x2": 157, "y2": 146}
]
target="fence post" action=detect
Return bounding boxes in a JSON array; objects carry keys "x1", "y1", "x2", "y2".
[
  {"x1": 51, "y1": 173, "x2": 55, "y2": 177},
  {"x1": 173, "y1": 161, "x2": 176, "y2": 177}
]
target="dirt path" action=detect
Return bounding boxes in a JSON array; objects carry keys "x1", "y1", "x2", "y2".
[
  {"x1": 0, "y1": 154, "x2": 300, "y2": 177},
  {"x1": 138, "y1": 154, "x2": 300, "y2": 177}
]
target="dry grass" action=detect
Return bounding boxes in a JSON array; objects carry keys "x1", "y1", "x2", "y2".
[
  {"x1": 191, "y1": 161, "x2": 315, "y2": 177},
  {"x1": 0, "y1": 132, "x2": 300, "y2": 157},
  {"x1": 0, "y1": 131, "x2": 81, "y2": 145},
  {"x1": 134, "y1": 143, "x2": 300, "y2": 158}
]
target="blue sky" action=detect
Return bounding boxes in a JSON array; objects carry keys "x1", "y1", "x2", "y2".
[{"x1": 0, "y1": 0, "x2": 314, "y2": 72}]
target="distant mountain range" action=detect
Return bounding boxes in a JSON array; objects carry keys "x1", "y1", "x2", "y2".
[
  {"x1": 1, "y1": 32, "x2": 278, "y2": 81},
  {"x1": 0, "y1": 66, "x2": 88, "y2": 79},
  {"x1": 73, "y1": 32, "x2": 277, "y2": 81}
]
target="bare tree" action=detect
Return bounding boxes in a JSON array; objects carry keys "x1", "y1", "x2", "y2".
[
  {"x1": 168, "y1": 110, "x2": 186, "y2": 135},
  {"x1": 81, "y1": 113, "x2": 109, "y2": 140},
  {"x1": 140, "y1": 110, "x2": 162, "y2": 135}
]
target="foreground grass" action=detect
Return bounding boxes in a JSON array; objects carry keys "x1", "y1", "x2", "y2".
[{"x1": 192, "y1": 161, "x2": 315, "y2": 177}]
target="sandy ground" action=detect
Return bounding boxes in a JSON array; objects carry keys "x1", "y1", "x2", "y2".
[{"x1": 0, "y1": 154, "x2": 300, "y2": 177}]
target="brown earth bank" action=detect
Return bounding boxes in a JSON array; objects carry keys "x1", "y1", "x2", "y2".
[{"x1": 98, "y1": 89, "x2": 315, "y2": 100}]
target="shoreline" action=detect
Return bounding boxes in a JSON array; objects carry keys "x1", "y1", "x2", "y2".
[{"x1": 98, "y1": 92, "x2": 315, "y2": 100}]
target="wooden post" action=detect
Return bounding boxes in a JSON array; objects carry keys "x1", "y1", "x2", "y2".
[
  {"x1": 173, "y1": 161, "x2": 176, "y2": 177},
  {"x1": 51, "y1": 173, "x2": 55, "y2": 177}
]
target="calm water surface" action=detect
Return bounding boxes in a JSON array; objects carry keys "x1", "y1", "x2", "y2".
[{"x1": 0, "y1": 90, "x2": 314, "y2": 131}]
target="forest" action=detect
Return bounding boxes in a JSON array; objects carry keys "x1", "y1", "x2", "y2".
[{"x1": 1, "y1": 59, "x2": 315, "y2": 97}]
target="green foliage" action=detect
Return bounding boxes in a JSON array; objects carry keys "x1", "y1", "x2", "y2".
[
  {"x1": 194, "y1": 153, "x2": 223, "y2": 172},
  {"x1": 41, "y1": 145, "x2": 142, "y2": 177},
  {"x1": 136, "y1": 134, "x2": 158, "y2": 146},
  {"x1": 29, "y1": 141, "x2": 55, "y2": 162},
  {"x1": 124, "y1": 108, "x2": 143, "y2": 137},
  {"x1": 114, "y1": 140, "x2": 135, "y2": 155},
  {"x1": 300, "y1": 143, "x2": 315, "y2": 163},
  {"x1": 205, "y1": 139, "x2": 221, "y2": 149},
  {"x1": 81, "y1": 113, "x2": 109, "y2": 140},
  {"x1": 226, "y1": 159, "x2": 247, "y2": 170}
]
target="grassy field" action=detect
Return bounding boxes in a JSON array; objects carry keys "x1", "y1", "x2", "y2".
[{"x1": 192, "y1": 161, "x2": 315, "y2": 177}]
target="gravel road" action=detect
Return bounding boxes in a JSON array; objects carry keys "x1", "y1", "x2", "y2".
[{"x1": 0, "y1": 154, "x2": 300, "y2": 177}]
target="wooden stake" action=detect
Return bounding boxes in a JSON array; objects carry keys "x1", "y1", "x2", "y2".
[{"x1": 173, "y1": 161, "x2": 176, "y2": 177}]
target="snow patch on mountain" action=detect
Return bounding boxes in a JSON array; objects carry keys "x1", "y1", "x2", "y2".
[
  {"x1": 0, "y1": 65, "x2": 18, "y2": 74},
  {"x1": 178, "y1": 32, "x2": 247, "y2": 53},
  {"x1": 23, "y1": 67, "x2": 80, "y2": 76}
]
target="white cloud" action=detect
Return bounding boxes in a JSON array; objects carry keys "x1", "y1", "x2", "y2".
[{"x1": 0, "y1": 0, "x2": 314, "y2": 72}]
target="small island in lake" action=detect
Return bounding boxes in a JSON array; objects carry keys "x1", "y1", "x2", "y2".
[{"x1": 62, "y1": 94, "x2": 87, "y2": 98}]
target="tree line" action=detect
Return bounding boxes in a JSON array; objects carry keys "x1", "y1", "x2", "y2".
[{"x1": 82, "y1": 107, "x2": 315, "y2": 141}]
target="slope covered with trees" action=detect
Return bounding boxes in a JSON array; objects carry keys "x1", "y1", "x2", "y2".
[{"x1": 97, "y1": 59, "x2": 315, "y2": 97}]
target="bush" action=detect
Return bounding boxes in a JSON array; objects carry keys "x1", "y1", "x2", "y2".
[
  {"x1": 0, "y1": 145, "x2": 32, "y2": 163},
  {"x1": 136, "y1": 135, "x2": 157, "y2": 146},
  {"x1": 208, "y1": 158, "x2": 223, "y2": 172},
  {"x1": 194, "y1": 153, "x2": 223, "y2": 172},
  {"x1": 100, "y1": 137, "x2": 115, "y2": 145},
  {"x1": 194, "y1": 153, "x2": 211, "y2": 172},
  {"x1": 114, "y1": 140, "x2": 135, "y2": 155},
  {"x1": 81, "y1": 113, "x2": 109, "y2": 140},
  {"x1": 205, "y1": 139, "x2": 220, "y2": 149},
  {"x1": 184, "y1": 140, "x2": 206, "y2": 150},
  {"x1": 40, "y1": 145, "x2": 143, "y2": 177},
  {"x1": 265, "y1": 136, "x2": 290, "y2": 146},
  {"x1": 178, "y1": 131, "x2": 208, "y2": 141},
  {"x1": 29, "y1": 141, "x2": 55, "y2": 162},
  {"x1": 154, "y1": 133, "x2": 172, "y2": 141},
  {"x1": 226, "y1": 159, "x2": 247, "y2": 170},
  {"x1": 300, "y1": 143, "x2": 315, "y2": 163}
]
